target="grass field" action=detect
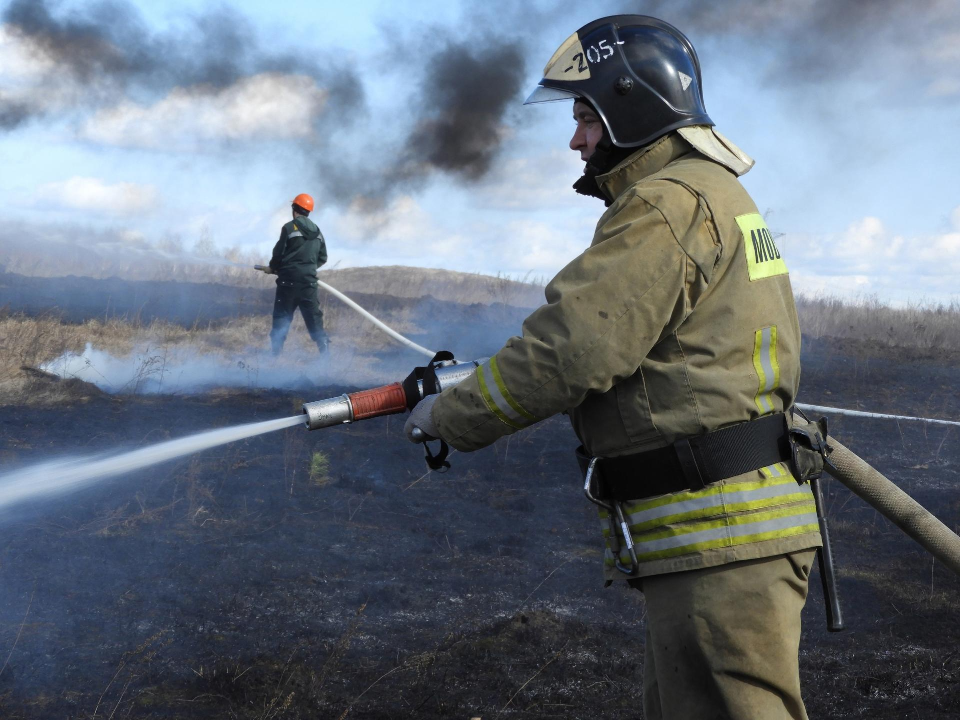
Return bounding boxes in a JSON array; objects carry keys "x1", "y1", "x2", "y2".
[
  {"x1": 1, "y1": 266, "x2": 959, "y2": 718},
  {"x1": 2, "y1": 266, "x2": 957, "y2": 407}
]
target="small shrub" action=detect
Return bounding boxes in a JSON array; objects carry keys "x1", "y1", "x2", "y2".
[{"x1": 309, "y1": 451, "x2": 332, "y2": 486}]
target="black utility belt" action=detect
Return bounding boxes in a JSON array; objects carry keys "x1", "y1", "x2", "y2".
[{"x1": 576, "y1": 413, "x2": 792, "y2": 502}]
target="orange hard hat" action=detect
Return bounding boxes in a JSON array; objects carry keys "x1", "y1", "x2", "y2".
[{"x1": 291, "y1": 193, "x2": 314, "y2": 212}]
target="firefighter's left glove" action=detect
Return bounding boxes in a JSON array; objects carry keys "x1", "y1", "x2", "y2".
[{"x1": 404, "y1": 394, "x2": 439, "y2": 443}]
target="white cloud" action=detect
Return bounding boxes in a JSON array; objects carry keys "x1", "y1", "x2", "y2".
[
  {"x1": 477, "y1": 149, "x2": 589, "y2": 210},
  {"x1": 0, "y1": 26, "x2": 56, "y2": 80},
  {"x1": 950, "y1": 205, "x2": 960, "y2": 231},
  {"x1": 926, "y1": 77, "x2": 960, "y2": 98},
  {"x1": 830, "y1": 216, "x2": 903, "y2": 267},
  {"x1": 0, "y1": 26, "x2": 89, "y2": 118},
  {"x1": 334, "y1": 195, "x2": 437, "y2": 246},
  {"x1": 790, "y1": 271, "x2": 873, "y2": 298},
  {"x1": 499, "y1": 218, "x2": 589, "y2": 276},
  {"x1": 785, "y1": 209, "x2": 960, "y2": 304},
  {"x1": 39, "y1": 177, "x2": 159, "y2": 215},
  {"x1": 80, "y1": 73, "x2": 328, "y2": 149},
  {"x1": 320, "y1": 195, "x2": 478, "y2": 269}
]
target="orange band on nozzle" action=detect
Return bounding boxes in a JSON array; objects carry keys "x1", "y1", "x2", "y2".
[{"x1": 348, "y1": 383, "x2": 408, "y2": 420}]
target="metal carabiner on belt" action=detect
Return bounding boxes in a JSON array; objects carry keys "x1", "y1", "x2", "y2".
[{"x1": 583, "y1": 458, "x2": 640, "y2": 576}]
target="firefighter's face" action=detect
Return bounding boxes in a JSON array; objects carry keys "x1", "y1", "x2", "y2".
[{"x1": 570, "y1": 101, "x2": 604, "y2": 162}]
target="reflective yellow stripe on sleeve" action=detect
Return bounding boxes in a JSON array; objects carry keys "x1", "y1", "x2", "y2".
[
  {"x1": 752, "y1": 326, "x2": 780, "y2": 414},
  {"x1": 477, "y1": 357, "x2": 536, "y2": 430}
]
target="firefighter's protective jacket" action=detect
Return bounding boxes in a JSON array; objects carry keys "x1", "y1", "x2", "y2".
[
  {"x1": 432, "y1": 132, "x2": 821, "y2": 579},
  {"x1": 269, "y1": 217, "x2": 327, "y2": 285}
]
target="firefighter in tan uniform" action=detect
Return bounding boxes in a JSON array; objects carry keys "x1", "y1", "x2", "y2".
[{"x1": 405, "y1": 15, "x2": 821, "y2": 720}]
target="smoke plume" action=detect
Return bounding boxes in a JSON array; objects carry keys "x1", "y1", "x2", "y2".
[
  {"x1": 320, "y1": 37, "x2": 527, "y2": 209},
  {"x1": 1, "y1": 0, "x2": 529, "y2": 210},
  {"x1": 0, "y1": 0, "x2": 363, "y2": 130},
  {"x1": 630, "y1": 0, "x2": 960, "y2": 96},
  {"x1": 5, "y1": 0, "x2": 957, "y2": 220},
  {"x1": 405, "y1": 40, "x2": 526, "y2": 181}
]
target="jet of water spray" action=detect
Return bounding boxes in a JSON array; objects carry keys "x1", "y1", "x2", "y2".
[{"x1": 0, "y1": 415, "x2": 303, "y2": 514}]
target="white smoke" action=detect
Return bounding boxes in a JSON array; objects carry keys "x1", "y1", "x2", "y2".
[{"x1": 40, "y1": 342, "x2": 393, "y2": 394}]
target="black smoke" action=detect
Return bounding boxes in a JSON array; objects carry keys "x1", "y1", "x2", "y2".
[
  {"x1": 407, "y1": 41, "x2": 526, "y2": 181},
  {"x1": 0, "y1": 0, "x2": 364, "y2": 129},
  {"x1": 0, "y1": 99, "x2": 31, "y2": 130},
  {"x1": 624, "y1": 0, "x2": 960, "y2": 93},
  {"x1": 320, "y1": 37, "x2": 527, "y2": 210},
  {"x1": 2, "y1": 0, "x2": 528, "y2": 211}
]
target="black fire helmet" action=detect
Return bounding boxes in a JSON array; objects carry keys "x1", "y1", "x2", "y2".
[{"x1": 525, "y1": 15, "x2": 713, "y2": 148}]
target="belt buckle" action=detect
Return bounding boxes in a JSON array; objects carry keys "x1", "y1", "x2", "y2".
[{"x1": 673, "y1": 438, "x2": 707, "y2": 491}]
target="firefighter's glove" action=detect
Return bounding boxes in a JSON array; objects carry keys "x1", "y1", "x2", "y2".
[{"x1": 404, "y1": 394, "x2": 439, "y2": 444}]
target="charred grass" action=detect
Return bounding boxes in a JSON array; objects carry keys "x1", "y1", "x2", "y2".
[{"x1": 1, "y1": 270, "x2": 960, "y2": 717}]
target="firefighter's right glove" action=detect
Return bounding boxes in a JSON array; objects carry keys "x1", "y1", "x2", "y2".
[{"x1": 404, "y1": 394, "x2": 439, "y2": 444}]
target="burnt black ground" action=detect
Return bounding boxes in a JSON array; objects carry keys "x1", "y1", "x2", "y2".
[{"x1": 0, "y1": 277, "x2": 959, "y2": 718}]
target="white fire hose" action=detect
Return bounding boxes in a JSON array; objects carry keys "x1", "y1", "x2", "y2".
[
  {"x1": 255, "y1": 264, "x2": 960, "y2": 574},
  {"x1": 254, "y1": 265, "x2": 436, "y2": 358},
  {"x1": 316, "y1": 279, "x2": 436, "y2": 358}
]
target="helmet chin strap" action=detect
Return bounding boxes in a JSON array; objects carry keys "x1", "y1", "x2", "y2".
[
  {"x1": 570, "y1": 97, "x2": 639, "y2": 205},
  {"x1": 572, "y1": 130, "x2": 636, "y2": 206}
]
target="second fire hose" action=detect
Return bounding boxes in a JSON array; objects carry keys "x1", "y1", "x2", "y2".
[
  {"x1": 791, "y1": 418, "x2": 960, "y2": 577},
  {"x1": 295, "y1": 350, "x2": 960, "y2": 624}
]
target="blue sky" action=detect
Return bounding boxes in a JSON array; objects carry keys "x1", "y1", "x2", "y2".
[{"x1": 1, "y1": 0, "x2": 958, "y2": 305}]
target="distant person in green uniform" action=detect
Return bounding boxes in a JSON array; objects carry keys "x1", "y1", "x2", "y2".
[{"x1": 265, "y1": 193, "x2": 329, "y2": 355}]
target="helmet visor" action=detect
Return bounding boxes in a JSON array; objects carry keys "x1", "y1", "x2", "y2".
[{"x1": 523, "y1": 85, "x2": 579, "y2": 105}]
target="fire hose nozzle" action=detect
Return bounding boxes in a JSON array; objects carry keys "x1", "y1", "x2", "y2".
[
  {"x1": 301, "y1": 360, "x2": 488, "y2": 435},
  {"x1": 302, "y1": 382, "x2": 409, "y2": 431},
  {"x1": 302, "y1": 395, "x2": 353, "y2": 430}
]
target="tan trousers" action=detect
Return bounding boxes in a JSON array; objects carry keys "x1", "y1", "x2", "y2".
[{"x1": 635, "y1": 549, "x2": 816, "y2": 720}]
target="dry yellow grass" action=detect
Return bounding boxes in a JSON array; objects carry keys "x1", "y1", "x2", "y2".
[
  {"x1": 796, "y1": 295, "x2": 960, "y2": 352},
  {"x1": 3, "y1": 264, "x2": 958, "y2": 406},
  {"x1": 0, "y1": 299, "x2": 422, "y2": 405}
]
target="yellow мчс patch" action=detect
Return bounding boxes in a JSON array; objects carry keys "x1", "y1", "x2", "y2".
[{"x1": 736, "y1": 213, "x2": 788, "y2": 281}]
